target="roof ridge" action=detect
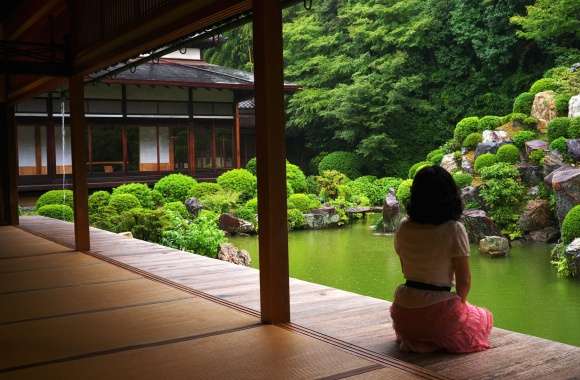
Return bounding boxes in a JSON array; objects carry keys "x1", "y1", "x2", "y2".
[{"x1": 159, "y1": 59, "x2": 254, "y2": 84}]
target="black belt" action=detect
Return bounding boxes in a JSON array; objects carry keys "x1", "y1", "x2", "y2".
[{"x1": 405, "y1": 280, "x2": 451, "y2": 292}]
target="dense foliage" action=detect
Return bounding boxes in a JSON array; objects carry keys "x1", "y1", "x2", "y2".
[
  {"x1": 108, "y1": 193, "x2": 141, "y2": 213},
  {"x1": 112, "y1": 183, "x2": 157, "y2": 209},
  {"x1": 36, "y1": 190, "x2": 74, "y2": 210},
  {"x1": 318, "y1": 151, "x2": 362, "y2": 179},
  {"x1": 547, "y1": 117, "x2": 570, "y2": 141},
  {"x1": 512, "y1": 130, "x2": 537, "y2": 148},
  {"x1": 216, "y1": 169, "x2": 256, "y2": 201},
  {"x1": 37, "y1": 204, "x2": 73, "y2": 222},
  {"x1": 154, "y1": 173, "x2": 197, "y2": 203},
  {"x1": 474, "y1": 153, "x2": 497, "y2": 173},
  {"x1": 496, "y1": 144, "x2": 520, "y2": 164}
]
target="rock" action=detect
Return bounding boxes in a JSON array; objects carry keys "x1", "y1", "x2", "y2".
[
  {"x1": 440, "y1": 153, "x2": 459, "y2": 173},
  {"x1": 567, "y1": 139, "x2": 580, "y2": 161},
  {"x1": 482, "y1": 130, "x2": 510, "y2": 144},
  {"x1": 461, "y1": 186, "x2": 481, "y2": 207},
  {"x1": 461, "y1": 151, "x2": 475, "y2": 174},
  {"x1": 479, "y1": 236, "x2": 510, "y2": 257},
  {"x1": 460, "y1": 210, "x2": 502, "y2": 244},
  {"x1": 531, "y1": 91, "x2": 557, "y2": 133},
  {"x1": 118, "y1": 231, "x2": 133, "y2": 239},
  {"x1": 185, "y1": 197, "x2": 203, "y2": 218},
  {"x1": 527, "y1": 186, "x2": 540, "y2": 198},
  {"x1": 218, "y1": 243, "x2": 251, "y2": 266},
  {"x1": 542, "y1": 151, "x2": 565, "y2": 177},
  {"x1": 304, "y1": 207, "x2": 340, "y2": 229},
  {"x1": 524, "y1": 140, "x2": 548, "y2": 157},
  {"x1": 528, "y1": 227, "x2": 560, "y2": 243},
  {"x1": 475, "y1": 142, "x2": 501, "y2": 159},
  {"x1": 565, "y1": 239, "x2": 580, "y2": 274},
  {"x1": 518, "y1": 199, "x2": 555, "y2": 232},
  {"x1": 218, "y1": 213, "x2": 255, "y2": 235},
  {"x1": 517, "y1": 163, "x2": 543, "y2": 186},
  {"x1": 569, "y1": 95, "x2": 580, "y2": 118},
  {"x1": 382, "y1": 189, "x2": 403, "y2": 233},
  {"x1": 545, "y1": 167, "x2": 580, "y2": 223}
]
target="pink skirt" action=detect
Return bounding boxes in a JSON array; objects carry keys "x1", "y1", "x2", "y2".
[{"x1": 390, "y1": 297, "x2": 493, "y2": 353}]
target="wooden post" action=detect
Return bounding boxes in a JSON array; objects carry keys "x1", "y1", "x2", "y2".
[
  {"x1": 69, "y1": 75, "x2": 90, "y2": 251},
  {"x1": 234, "y1": 102, "x2": 241, "y2": 168},
  {"x1": 253, "y1": 0, "x2": 290, "y2": 324},
  {"x1": 0, "y1": 103, "x2": 19, "y2": 226}
]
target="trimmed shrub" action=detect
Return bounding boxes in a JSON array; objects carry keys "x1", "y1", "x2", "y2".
[
  {"x1": 512, "y1": 92, "x2": 535, "y2": 114},
  {"x1": 474, "y1": 153, "x2": 497, "y2": 174},
  {"x1": 108, "y1": 193, "x2": 141, "y2": 213},
  {"x1": 523, "y1": 117, "x2": 538, "y2": 129},
  {"x1": 462, "y1": 132, "x2": 482, "y2": 150},
  {"x1": 426, "y1": 148, "x2": 444, "y2": 164},
  {"x1": 37, "y1": 204, "x2": 73, "y2": 222},
  {"x1": 118, "y1": 208, "x2": 172, "y2": 244},
  {"x1": 548, "y1": 117, "x2": 570, "y2": 141},
  {"x1": 549, "y1": 137, "x2": 568, "y2": 155},
  {"x1": 408, "y1": 161, "x2": 431, "y2": 179},
  {"x1": 112, "y1": 183, "x2": 155, "y2": 209},
  {"x1": 569, "y1": 117, "x2": 580, "y2": 139},
  {"x1": 453, "y1": 117, "x2": 480, "y2": 144},
  {"x1": 286, "y1": 181, "x2": 294, "y2": 197},
  {"x1": 189, "y1": 182, "x2": 222, "y2": 199},
  {"x1": 452, "y1": 171, "x2": 472, "y2": 188},
  {"x1": 555, "y1": 94, "x2": 571, "y2": 116},
  {"x1": 199, "y1": 191, "x2": 239, "y2": 214},
  {"x1": 479, "y1": 115, "x2": 502, "y2": 131},
  {"x1": 150, "y1": 190, "x2": 164, "y2": 208},
  {"x1": 286, "y1": 162, "x2": 307, "y2": 193},
  {"x1": 163, "y1": 201, "x2": 189, "y2": 219},
  {"x1": 246, "y1": 157, "x2": 257, "y2": 175},
  {"x1": 154, "y1": 173, "x2": 197, "y2": 203},
  {"x1": 496, "y1": 144, "x2": 520, "y2": 164},
  {"x1": 287, "y1": 193, "x2": 319, "y2": 213},
  {"x1": 216, "y1": 169, "x2": 256, "y2": 201},
  {"x1": 396, "y1": 179, "x2": 413, "y2": 207},
  {"x1": 318, "y1": 151, "x2": 362, "y2": 179},
  {"x1": 529, "y1": 149, "x2": 545, "y2": 165},
  {"x1": 512, "y1": 131, "x2": 536, "y2": 149},
  {"x1": 245, "y1": 197, "x2": 258, "y2": 212},
  {"x1": 562, "y1": 205, "x2": 580, "y2": 244},
  {"x1": 36, "y1": 190, "x2": 74, "y2": 210},
  {"x1": 316, "y1": 170, "x2": 350, "y2": 201},
  {"x1": 529, "y1": 78, "x2": 558, "y2": 94},
  {"x1": 161, "y1": 210, "x2": 225, "y2": 258},
  {"x1": 90, "y1": 205, "x2": 120, "y2": 232},
  {"x1": 88, "y1": 191, "x2": 110, "y2": 215},
  {"x1": 509, "y1": 113, "x2": 527, "y2": 124},
  {"x1": 287, "y1": 208, "x2": 306, "y2": 230},
  {"x1": 479, "y1": 163, "x2": 520, "y2": 180}
]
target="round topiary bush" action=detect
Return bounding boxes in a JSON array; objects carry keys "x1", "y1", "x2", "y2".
[
  {"x1": 217, "y1": 169, "x2": 257, "y2": 201},
  {"x1": 462, "y1": 132, "x2": 482, "y2": 150},
  {"x1": 547, "y1": 117, "x2": 570, "y2": 141},
  {"x1": 286, "y1": 162, "x2": 307, "y2": 193},
  {"x1": 189, "y1": 182, "x2": 222, "y2": 199},
  {"x1": 496, "y1": 144, "x2": 520, "y2": 164},
  {"x1": 528, "y1": 149, "x2": 545, "y2": 165},
  {"x1": 555, "y1": 94, "x2": 571, "y2": 116},
  {"x1": 36, "y1": 190, "x2": 74, "y2": 210},
  {"x1": 426, "y1": 148, "x2": 444, "y2": 165},
  {"x1": 154, "y1": 173, "x2": 197, "y2": 203},
  {"x1": 453, "y1": 117, "x2": 480, "y2": 144},
  {"x1": 287, "y1": 193, "x2": 319, "y2": 213},
  {"x1": 318, "y1": 151, "x2": 362, "y2": 179},
  {"x1": 562, "y1": 205, "x2": 580, "y2": 244},
  {"x1": 88, "y1": 191, "x2": 111, "y2": 214},
  {"x1": 474, "y1": 153, "x2": 497, "y2": 174},
  {"x1": 523, "y1": 117, "x2": 538, "y2": 129},
  {"x1": 509, "y1": 113, "x2": 527, "y2": 124},
  {"x1": 408, "y1": 161, "x2": 431, "y2": 179},
  {"x1": 512, "y1": 130, "x2": 536, "y2": 149},
  {"x1": 163, "y1": 201, "x2": 189, "y2": 219},
  {"x1": 37, "y1": 204, "x2": 73, "y2": 222},
  {"x1": 112, "y1": 183, "x2": 155, "y2": 209},
  {"x1": 396, "y1": 179, "x2": 413, "y2": 207},
  {"x1": 452, "y1": 171, "x2": 473, "y2": 188},
  {"x1": 287, "y1": 208, "x2": 306, "y2": 230},
  {"x1": 569, "y1": 117, "x2": 580, "y2": 139},
  {"x1": 246, "y1": 157, "x2": 257, "y2": 175},
  {"x1": 549, "y1": 137, "x2": 568, "y2": 155},
  {"x1": 479, "y1": 115, "x2": 503, "y2": 131},
  {"x1": 529, "y1": 78, "x2": 558, "y2": 94},
  {"x1": 108, "y1": 193, "x2": 141, "y2": 213},
  {"x1": 512, "y1": 92, "x2": 535, "y2": 114}
]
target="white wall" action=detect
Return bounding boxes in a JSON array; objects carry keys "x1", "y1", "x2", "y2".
[
  {"x1": 139, "y1": 127, "x2": 158, "y2": 164},
  {"x1": 18, "y1": 126, "x2": 36, "y2": 166}
]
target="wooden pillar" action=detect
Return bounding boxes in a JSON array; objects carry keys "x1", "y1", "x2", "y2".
[
  {"x1": 69, "y1": 75, "x2": 90, "y2": 251},
  {"x1": 0, "y1": 103, "x2": 19, "y2": 226},
  {"x1": 234, "y1": 103, "x2": 241, "y2": 168},
  {"x1": 253, "y1": 0, "x2": 290, "y2": 324}
]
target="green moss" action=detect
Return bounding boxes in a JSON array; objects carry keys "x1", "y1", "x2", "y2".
[
  {"x1": 318, "y1": 151, "x2": 362, "y2": 179},
  {"x1": 37, "y1": 204, "x2": 73, "y2": 222},
  {"x1": 453, "y1": 117, "x2": 480, "y2": 144},
  {"x1": 549, "y1": 137, "x2": 568, "y2": 155},
  {"x1": 562, "y1": 205, "x2": 580, "y2": 244},
  {"x1": 496, "y1": 144, "x2": 520, "y2": 164},
  {"x1": 512, "y1": 130, "x2": 537, "y2": 149},
  {"x1": 452, "y1": 171, "x2": 472, "y2": 188},
  {"x1": 523, "y1": 117, "x2": 538, "y2": 129},
  {"x1": 512, "y1": 92, "x2": 535, "y2": 114},
  {"x1": 462, "y1": 132, "x2": 482, "y2": 150},
  {"x1": 216, "y1": 169, "x2": 257, "y2": 202},
  {"x1": 547, "y1": 117, "x2": 570, "y2": 141},
  {"x1": 154, "y1": 173, "x2": 197, "y2": 203},
  {"x1": 474, "y1": 153, "x2": 497, "y2": 174},
  {"x1": 108, "y1": 193, "x2": 141, "y2": 213},
  {"x1": 36, "y1": 190, "x2": 74, "y2": 210},
  {"x1": 426, "y1": 148, "x2": 444, "y2": 165},
  {"x1": 510, "y1": 113, "x2": 528, "y2": 124},
  {"x1": 529, "y1": 78, "x2": 559, "y2": 94}
]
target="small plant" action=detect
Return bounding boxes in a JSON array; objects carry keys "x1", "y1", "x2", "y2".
[
  {"x1": 396, "y1": 179, "x2": 413, "y2": 207},
  {"x1": 37, "y1": 204, "x2": 73, "y2": 222},
  {"x1": 555, "y1": 94, "x2": 571, "y2": 116},
  {"x1": 246, "y1": 157, "x2": 257, "y2": 175},
  {"x1": 216, "y1": 169, "x2": 257, "y2": 202},
  {"x1": 528, "y1": 149, "x2": 545, "y2": 165},
  {"x1": 474, "y1": 153, "x2": 497, "y2": 174},
  {"x1": 547, "y1": 117, "x2": 570, "y2": 141},
  {"x1": 161, "y1": 211, "x2": 226, "y2": 257},
  {"x1": 36, "y1": 189, "x2": 74, "y2": 210},
  {"x1": 88, "y1": 191, "x2": 110, "y2": 215},
  {"x1": 306, "y1": 175, "x2": 320, "y2": 195},
  {"x1": 112, "y1": 183, "x2": 155, "y2": 209},
  {"x1": 512, "y1": 130, "x2": 536, "y2": 149},
  {"x1": 452, "y1": 171, "x2": 472, "y2": 188},
  {"x1": 569, "y1": 117, "x2": 580, "y2": 139},
  {"x1": 318, "y1": 151, "x2": 362, "y2": 179},
  {"x1": 154, "y1": 173, "x2": 197, "y2": 203},
  {"x1": 287, "y1": 208, "x2": 306, "y2": 230},
  {"x1": 408, "y1": 161, "x2": 431, "y2": 179},
  {"x1": 462, "y1": 132, "x2": 482, "y2": 150},
  {"x1": 479, "y1": 116, "x2": 502, "y2": 131},
  {"x1": 549, "y1": 137, "x2": 568, "y2": 155},
  {"x1": 496, "y1": 144, "x2": 520, "y2": 164},
  {"x1": 512, "y1": 92, "x2": 535, "y2": 114},
  {"x1": 453, "y1": 117, "x2": 480, "y2": 144},
  {"x1": 108, "y1": 193, "x2": 141, "y2": 213},
  {"x1": 562, "y1": 205, "x2": 580, "y2": 244},
  {"x1": 529, "y1": 78, "x2": 558, "y2": 94}
]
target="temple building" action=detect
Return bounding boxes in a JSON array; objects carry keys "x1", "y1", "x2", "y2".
[{"x1": 15, "y1": 46, "x2": 297, "y2": 192}]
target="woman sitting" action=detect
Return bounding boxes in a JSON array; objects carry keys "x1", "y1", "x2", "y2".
[{"x1": 390, "y1": 166, "x2": 493, "y2": 353}]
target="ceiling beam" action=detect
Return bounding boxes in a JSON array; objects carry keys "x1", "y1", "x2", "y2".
[
  {"x1": 0, "y1": 61, "x2": 70, "y2": 76},
  {"x1": 3, "y1": 0, "x2": 64, "y2": 40}
]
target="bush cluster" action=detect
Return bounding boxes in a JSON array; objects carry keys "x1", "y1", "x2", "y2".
[
  {"x1": 246, "y1": 157, "x2": 257, "y2": 175},
  {"x1": 512, "y1": 92, "x2": 535, "y2": 114},
  {"x1": 200, "y1": 191, "x2": 239, "y2": 214},
  {"x1": 562, "y1": 206, "x2": 580, "y2": 245},
  {"x1": 109, "y1": 193, "x2": 141, "y2": 213},
  {"x1": 408, "y1": 161, "x2": 431, "y2": 179},
  {"x1": 462, "y1": 132, "x2": 482, "y2": 150},
  {"x1": 528, "y1": 149, "x2": 545, "y2": 165},
  {"x1": 316, "y1": 170, "x2": 350, "y2": 200},
  {"x1": 318, "y1": 151, "x2": 362, "y2": 179},
  {"x1": 474, "y1": 153, "x2": 497, "y2": 174},
  {"x1": 287, "y1": 208, "x2": 306, "y2": 230},
  {"x1": 216, "y1": 169, "x2": 256, "y2": 201},
  {"x1": 529, "y1": 78, "x2": 558, "y2": 94},
  {"x1": 547, "y1": 117, "x2": 570, "y2": 141},
  {"x1": 479, "y1": 115, "x2": 502, "y2": 131},
  {"x1": 549, "y1": 137, "x2": 568, "y2": 155},
  {"x1": 37, "y1": 204, "x2": 73, "y2": 222},
  {"x1": 161, "y1": 211, "x2": 225, "y2": 257},
  {"x1": 36, "y1": 190, "x2": 74, "y2": 210},
  {"x1": 286, "y1": 162, "x2": 307, "y2": 193},
  {"x1": 426, "y1": 148, "x2": 444, "y2": 165},
  {"x1": 163, "y1": 201, "x2": 189, "y2": 219},
  {"x1": 154, "y1": 173, "x2": 197, "y2": 202},
  {"x1": 112, "y1": 183, "x2": 155, "y2": 209},
  {"x1": 495, "y1": 144, "x2": 520, "y2": 164},
  {"x1": 287, "y1": 193, "x2": 320, "y2": 213},
  {"x1": 555, "y1": 94, "x2": 571, "y2": 116},
  {"x1": 453, "y1": 117, "x2": 480, "y2": 144},
  {"x1": 452, "y1": 171, "x2": 472, "y2": 188},
  {"x1": 479, "y1": 163, "x2": 520, "y2": 181},
  {"x1": 569, "y1": 117, "x2": 580, "y2": 139},
  {"x1": 512, "y1": 131, "x2": 536, "y2": 149},
  {"x1": 396, "y1": 179, "x2": 413, "y2": 207},
  {"x1": 189, "y1": 182, "x2": 222, "y2": 199},
  {"x1": 88, "y1": 191, "x2": 111, "y2": 214}
]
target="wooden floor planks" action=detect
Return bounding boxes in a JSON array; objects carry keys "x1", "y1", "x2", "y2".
[{"x1": 15, "y1": 216, "x2": 580, "y2": 380}]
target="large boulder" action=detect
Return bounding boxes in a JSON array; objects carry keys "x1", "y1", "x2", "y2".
[
  {"x1": 440, "y1": 153, "x2": 459, "y2": 173},
  {"x1": 460, "y1": 210, "x2": 502, "y2": 244},
  {"x1": 382, "y1": 189, "x2": 403, "y2": 233},
  {"x1": 304, "y1": 206, "x2": 340, "y2": 229},
  {"x1": 218, "y1": 213, "x2": 255, "y2": 235},
  {"x1": 567, "y1": 139, "x2": 580, "y2": 161},
  {"x1": 475, "y1": 142, "x2": 502, "y2": 159},
  {"x1": 479, "y1": 236, "x2": 510, "y2": 257},
  {"x1": 218, "y1": 243, "x2": 251, "y2": 266},
  {"x1": 531, "y1": 91, "x2": 557, "y2": 133},
  {"x1": 482, "y1": 130, "x2": 510, "y2": 144},
  {"x1": 565, "y1": 238, "x2": 580, "y2": 276},
  {"x1": 542, "y1": 150, "x2": 565, "y2": 177},
  {"x1": 185, "y1": 197, "x2": 203, "y2": 218},
  {"x1": 524, "y1": 140, "x2": 548, "y2": 157},
  {"x1": 545, "y1": 167, "x2": 580, "y2": 223},
  {"x1": 569, "y1": 95, "x2": 580, "y2": 118},
  {"x1": 528, "y1": 227, "x2": 560, "y2": 243},
  {"x1": 518, "y1": 199, "x2": 555, "y2": 232},
  {"x1": 517, "y1": 163, "x2": 543, "y2": 186}
]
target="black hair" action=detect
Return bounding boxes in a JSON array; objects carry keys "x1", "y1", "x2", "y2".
[{"x1": 407, "y1": 165, "x2": 463, "y2": 225}]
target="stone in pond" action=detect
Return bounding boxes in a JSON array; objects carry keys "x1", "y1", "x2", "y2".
[
  {"x1": 518, "y1": 199, "x2": 555, "y2": 232},
  {"x1": 569, "y1": 94, "x2": 580, "y2": 118},
  {"x1": 218, "y1": 213, "x2": 255, "y2": 235},
  {"x1": 479, "y1": 236, "x2": 510, "y2": 257},
  {"x1": 565, "y1": 238, "x2": 580, "y2": 275},
  {"x1": 185, "y1": 197, "x2": 203, "y2": 218},
  {"x1": 218, "y1": 243, "x2": 251, "y2": 266},
  {"x1": 544, "y1": 167, "x2": 580, "y2": 223},
  {"x1": 304, "y1": 207, "x2": 340, "y2": 229},
  {"x1": 528, "y1": 227, "x2": 560, "y2": 243},
  {"x1": 567, "y1": 139, "x2": 580, "y2": 161},
  {"x1": 460, "y1": 209, "x2": 502, "y2": 244},
  {"x1": 382, "y1": 189, "x2": 403, "y2": 233},
  {"x1": 440, "y1": 153, "x2": 459, "y2": 173}
]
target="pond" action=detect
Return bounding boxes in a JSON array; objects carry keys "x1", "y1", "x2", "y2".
[{"x1": 231, "y1": 214, "x2": 580, "y2": 347}]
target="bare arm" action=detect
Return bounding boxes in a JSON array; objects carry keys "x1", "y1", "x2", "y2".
[{"x1": 452, "y1": 256, "x2": 471, "y2": 303}]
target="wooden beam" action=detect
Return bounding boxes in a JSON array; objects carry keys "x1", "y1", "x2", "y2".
[
  {"x1": 0, "y1": 61, "x2": 70, "y2": 77},
  {"x1": 68, "y1": 74, "x2": 90, "y2": 251},
  {"x1": 234, "y1": 103, "x2": 241, "y2": 168},
  {"x1": 253, "y1": 0, "x2": 290, "y2": 324},
  {"x1": 3, "y1": 0, "x2": 64, "y2": 41},
  {"x1": 0, "y1": 103, "x2": 20, "y2": 226}
]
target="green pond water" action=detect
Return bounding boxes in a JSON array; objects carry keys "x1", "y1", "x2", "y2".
[{"x1": 231, "y1": 215, "x2": 580, "y2": 347}]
